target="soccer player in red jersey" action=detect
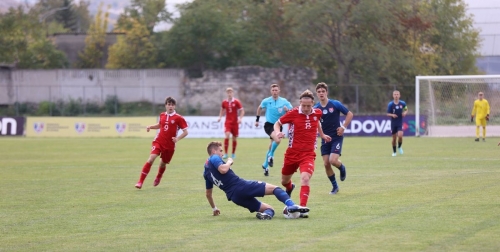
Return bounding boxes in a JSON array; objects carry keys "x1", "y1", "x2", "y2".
[
  {"x1": 135, "y1": 96, "x2": 188, "y2": 189},
  {"x1": 271, "y1": 90, "x2": 331, "y2": 218},
  {"x1": 217, "y1": 87, "x2": 244, "y2": 159}
]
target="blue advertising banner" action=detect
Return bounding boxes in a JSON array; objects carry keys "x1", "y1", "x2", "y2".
[{"x1": 340, "y1": 115, "x2": 426, "y2": 136}]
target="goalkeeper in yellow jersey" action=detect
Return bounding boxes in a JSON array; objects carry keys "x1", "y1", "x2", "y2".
[{"x1": 470, "y1": 92, "x2": 490, "y2": 142}]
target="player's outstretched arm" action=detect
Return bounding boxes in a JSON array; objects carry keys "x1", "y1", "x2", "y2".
[
  {"x1": 205, "y1": 188, "x2": 220, "y2": 216},
  {"x1": 146, "y1": 123, "x2": 160, "y2": 132}
]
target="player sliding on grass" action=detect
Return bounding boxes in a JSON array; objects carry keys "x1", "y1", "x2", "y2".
[
  {"x1": 203, "y1": 141, "x2": 309, "y2": 220},
  {"x1": 314, "y1": 82, "x2": 353, "y2": 194},
  {"x1": 135, "y1": 97, "x2": 188, "y2": 189},
  {"x1": 272, "y1": 89, "x2": 331, "y2": 218}
]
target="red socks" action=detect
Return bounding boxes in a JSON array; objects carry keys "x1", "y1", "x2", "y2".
[
  {"x1": 224, "y1": 139, "x2": 229, "y2": 154},
  {"x1": 139, "y1": 162, "x2": 152, "y2": 183},
  {"x1": 283, "y1": 181, "x2": 293, "y2": 192},
  {"x1": 232, "y1": 139, "x2": 237, "y2": 154},
  {"x1": 156, "y1": 167, "x2": 166, "y2": 179},
  {"x1": 299, "y1": 185, "x2": 310, "y2": 207}
]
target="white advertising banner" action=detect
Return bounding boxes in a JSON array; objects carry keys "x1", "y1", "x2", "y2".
[{"x1": 185, "y1": 116, "x2": 288, "y2": 138}]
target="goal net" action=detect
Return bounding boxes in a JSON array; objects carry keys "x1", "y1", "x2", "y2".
[{"x1": 416, "y1": 75, "x2": 500, "y2": 137}]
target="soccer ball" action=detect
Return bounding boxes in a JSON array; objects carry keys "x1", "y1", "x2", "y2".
[{"x1": 282, "y1": 206, "x2": 300, "y2": 219}]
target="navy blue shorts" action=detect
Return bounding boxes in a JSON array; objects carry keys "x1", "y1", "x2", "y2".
[
  {"x1": 230, "y1": 180, "x2": 266, "y2": 213},
  {"x1": 320, "y1": 137, "x2": 343, "y2": 156},
  {"x1": 391, "y1": 125, "x2": 403, "y2": 134}
]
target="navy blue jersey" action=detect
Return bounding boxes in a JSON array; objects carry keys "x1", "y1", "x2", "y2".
[
  {"x1": 314, "y1": 99, "x2": 350, "y2": 140},
  {"x1": 387, "y1": 100, "x2": 407, "y2": 127},
  {"x1": 204, "y1": 154, "x2": 244, "y2": 200}
]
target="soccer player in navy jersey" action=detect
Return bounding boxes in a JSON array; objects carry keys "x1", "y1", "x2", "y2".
[
  {"x1": 314, "y1": 82, "x2": 353, "y2": 195},
  {"x1": 204, "y1": 141, "x2": 309, "y2": 220},
  {"x1": 255, "y1": 84, "x2": 293, "y2": 176},
  {"x1": 272, "y1": 89, "x2": 332, "y2": 218},
  {"x1": 386, "y1": 90, "x2": 408, "y2": 156}
]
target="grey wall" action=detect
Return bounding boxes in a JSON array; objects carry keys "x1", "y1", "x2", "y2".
[{"x1": 0, "y1": 66, "x2": 317, "y2": 115}]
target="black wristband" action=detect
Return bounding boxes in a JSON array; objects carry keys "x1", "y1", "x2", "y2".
[{"x1": 256, "y1": 116, "x2": 260, "y2": 122}]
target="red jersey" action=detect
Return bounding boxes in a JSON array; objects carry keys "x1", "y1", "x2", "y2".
[
  {"x1": 152, "y1": 111, "x2": 188, "y2": 150},
  {"x1": 278, "y1": 107, "x2": 322, "y2": 152},
  {"x1": 221, "y1": 98, "x2": 243, "y2": 124}
]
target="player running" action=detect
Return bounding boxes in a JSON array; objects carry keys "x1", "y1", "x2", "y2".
[
  {"x1": 386, "y1": 90, "x2": 408, "y2": 156},
  {"x1": 314, "y1": 82, "x2": 353, "y2": 194},
  {"x1": 135, "y1": 97, "x2": 188, "y2": 189},
  {"x1": 255, "y1": 83, "x2": 293, "y2": 176},
  {"x1": 272, "y1": 89, "x2": 331, "y2": 218}
]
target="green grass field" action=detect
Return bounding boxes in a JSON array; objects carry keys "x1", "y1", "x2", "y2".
[{"x1": 1, "y1": 137, "x2": 499, "y2": 251}]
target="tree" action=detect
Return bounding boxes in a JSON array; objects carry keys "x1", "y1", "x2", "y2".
[
  {"x1": 0, "y1": 6, "x2": 68, "y2": 69},
  {"x1": 73, "y1": 0, "x2": 91, "y2": 32},
  {"x1": 55, "y1": 0, "x2": 77, "y2": 32},
  {"x1": 241, "y1": 0, "x2": 306, "y2": 67},
  {"x1": 33, "y1": 0, "x2": 91, "y2": 33},
  {"x1": 76, "y1": 4, "x2": 109, "y2": 68},
  {"x1": 427, "y1": 0, "x2": 480, "y2": 75},
  {"x1": 116, "y1": 0, "x2": 171, "y2": 33},
  {"x1": 106, "y1": 19, "x2": 157, "y2": 69},
  {"x1": 159, "y1": 0, "x2": 251, "y2": 72}
]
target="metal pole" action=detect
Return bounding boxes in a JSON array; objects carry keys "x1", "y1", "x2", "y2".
[
  {"x1": 83, "y1": 86, "x2": 86, "y2": 115},
  {"x1": 114, "y1": 86, "x2": 117, "y2": 115},
  {"x1": 15, "y1": 86, "x2": 19, "y2": 116},
  {"x1": 49, "y1": 86, "x2": 52, "y2": 116},
  {"x1": 152, "y1": 86, "x2": 155, "y2": 115},
  {"x1": 355, "y1": 85, "x2": 359, "y2": 115},
  {"x1": 415, "y1": 77, "x2": 420, "y2": 137}
]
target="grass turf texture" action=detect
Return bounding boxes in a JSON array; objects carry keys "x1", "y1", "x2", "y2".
[{"x1": 1, "y1": 137, "x2": 499, "y2": 251}]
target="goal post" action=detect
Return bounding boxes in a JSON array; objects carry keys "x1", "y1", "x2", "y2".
[{"x1": 415, "y1": 75, "x2": 500, "y2": 137}]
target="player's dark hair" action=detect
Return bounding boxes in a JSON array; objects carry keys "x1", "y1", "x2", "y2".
[
  {"x1": 299, "y1": 89, "x2": 314, "y2": 100},
  {"x1": 207, "y1": 141, "x2": 222, "y2": 155},
  {"x1": 165, "y1": 96, "x2": 176, "y2": 105},
  {"x1": 315, "y1": 82, "x2": 328, "y2": 92},
  {"x1": 270, "y1": 83, "x2": 279, "y2": 89}
]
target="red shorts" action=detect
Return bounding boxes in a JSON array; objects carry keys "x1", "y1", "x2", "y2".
[
  {"x1": 151, "y1": 143, "x2": 175, "y2": 164},
  {"x1": 281, "y1": 151, "x2": 316, "y2": 176},
  {"x1": 224, "y1": 123, "x2": 239, "y2": 137}
]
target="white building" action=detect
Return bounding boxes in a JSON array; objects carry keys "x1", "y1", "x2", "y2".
[{"x1": 465, "y1": 0, "x2": 500, "y2": 74}]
